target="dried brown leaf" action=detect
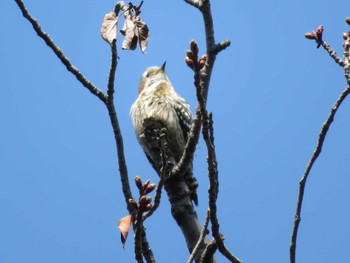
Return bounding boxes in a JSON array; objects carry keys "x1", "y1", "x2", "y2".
[
  {"x1": 121, "y1": 18, "x2": 138, "y2": 50},
  {"x1": 134, "y1": 17, "x2": 149, "y2": 53},
  {"x1": 118, "y1": 214, "x2": 133, "y2": 248},
  {"x1": 100, "y1": 11, "x2": 118, "y2": 44}
]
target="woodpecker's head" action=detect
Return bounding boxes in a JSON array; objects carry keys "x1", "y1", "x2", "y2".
[{"x1": 138, "y1": 62, "x2": 169, "y2": 93}]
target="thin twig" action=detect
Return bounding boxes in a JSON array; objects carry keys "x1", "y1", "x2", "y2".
[
  {"x1": 321, "y1": 41, "x2": 344, "y2": 67},
  {"x1": 290, "y1": 85, "x2": 350, "y2": 263},
  {"x1": 14, "y1": 0, "x2": 107, "y2": 103},
  {"x1": 192, "y1": 63, "x2": 240, "y2": 262},
  {"x1": 187, "y1": 209, "x2": 211, "y2": 263}
]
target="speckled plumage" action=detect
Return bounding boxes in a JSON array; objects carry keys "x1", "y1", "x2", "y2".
[{"x1": 130, "y1": 64, "x2": 198, "y2": 205}]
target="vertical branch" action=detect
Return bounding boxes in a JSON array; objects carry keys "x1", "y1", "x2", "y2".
[
  {"x1": 105, "y1": 41, "x2": 134, "y2": 212},
  {"x1": 173, "y1": 0, "x2": 230, "y2": 178},
  {"x1": 134, "y1": 213, "x2": 144, "y2": 263},
  {"x1": 183, "y1": 0, "x2": 235, "y2": 261},
  {"x1": 196, "y1": 73, "x2": 241, "y2": 263}
]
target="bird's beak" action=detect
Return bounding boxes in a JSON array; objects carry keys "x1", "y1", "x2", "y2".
[{"x1": 161, "y1": 61, "x2": 166, "y2": 71}]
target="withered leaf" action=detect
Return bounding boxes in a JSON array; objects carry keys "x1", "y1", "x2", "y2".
[
  {"x1": 121, "y1": 18, "x2": 138, "y2": 50},
  {"x1": 134, "y1": 17, "x2": 149, "y2": 53},
  {"x1": 121, "y1": 16, "x2": 149, "y2": 52},
  {"x1": 100, "y1": 11, "x2": 118, "y2": 44},
  {"x1": 118, "y1": 214, "x2": 133, "y2": 248}
]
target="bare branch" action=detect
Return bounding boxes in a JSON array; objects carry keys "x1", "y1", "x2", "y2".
[
  {"x1": 174, "y1": 0, "x2": 231, "y2": 179},
  {"x1": 290, "y1": 86, "x2": 350, "y2": 263},
  {"x1": 305, "y1": 25, "x2": 344, "y2": 66},
  {"x1": 343, "y1": 32, "x2": 350, "y2": 83},
  {"x1": 203, "y1": 112, "x2": 241, "y2": 263},
  {"x1": 321, "y1": 41, "x2": 344, "y2": 67},
  {"x1": 14, "y1": 0, "x2": 107, "y2": 103},
  {"x1": 185, "y1": 38, "x2": 240, "y2": 262},
  {"x1": 103, "y1": 41, "x2": 134, "y2": 213}
]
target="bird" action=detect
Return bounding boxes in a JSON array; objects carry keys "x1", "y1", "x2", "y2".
[{"x1": 130, "y1": 62, "x2": 198, "y2": 205}]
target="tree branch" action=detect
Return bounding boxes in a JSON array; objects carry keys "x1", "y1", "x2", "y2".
[
  {"x1": 14, "y1": 0, "x2": 107, "y2": 103},
  {"x1": 291, "y1": 24, "x2": 350, "y2": 263},
  {"x1": 290, "y1": 86, "x2": 350, "y2": 263},
  {"x1": 104, "y1": 41, "x2": 134, "y2": 212},
  {"x1": 173, "y1": 0, "x2": 231, "y2": 179}
]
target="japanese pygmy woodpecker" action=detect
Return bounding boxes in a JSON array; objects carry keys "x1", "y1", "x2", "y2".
[{"x1": 130, "y1": 62, "x2": 198, "y2": 205}]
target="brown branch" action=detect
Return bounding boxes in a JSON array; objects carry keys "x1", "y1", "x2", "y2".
[
  {"x1": 290, "y1": 86, "x2": 350, "y2": 263},
  {"x1": 305, "y1": 25, "x2": 344, "y2": 67},
  {"x1": 343, "y1": 32, "x2": 350, "y2": 83},
  {"x1": 140, "y1": 230, "x2": 156, "y2": 263},
  {"x1": 183, "y1": 0, "x2": 239, "y2": 261},
  {"x1": 321, "y1": 41, "x2": 344, "y2": 67},
  {"x1": 202, "y1": 111, "x2": 241, "y2": 263},
  {"x1": 134, "y1": 213, "x2": 144, "y2": 263},
  {"x1": 15, "y1": 0, "x2": 134, "y2": 213},
  {"x1": 104, "y1": 41, "x2": 134, "y2": 213},
  {"x1": 105, "y1": 36, "x2": 155, "y2": 263},
  {"x1": 173, "y1": 0, "x2": 231, "y2": 179},
  {"x1": 14, "y1": 0, "x2": 107, "y2": 103}
]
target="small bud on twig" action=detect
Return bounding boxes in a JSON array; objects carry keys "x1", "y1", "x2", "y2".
[
  {"x1": 139, "y1": 196, "x2": 152, "y2": 207},
  {"x1": 135, "y1": 176, "x2": 143, "y2": 190},
  {"x1": 142, "y1": 179, "x2": 151, "y2": 192},
  {"x1": 185, "y1": 57, "x2": 195, "y2": 70},
  {"x1": 305, "y1": 32, "x2": 316, "y2": 40},
  {"x1": 190, "y1": 40, "x2": 199, "y2": 58},
  {"x1": 145, "y1": 183, "x2": 157, "y2": 194}
]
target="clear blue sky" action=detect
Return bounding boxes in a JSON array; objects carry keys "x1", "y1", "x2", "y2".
[{"x1": 1, "y1": 1, "x2": 350, "y2": 262}]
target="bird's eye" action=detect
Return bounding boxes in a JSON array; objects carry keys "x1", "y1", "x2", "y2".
[{"x1": 146, "y1": 73, "x2": 150, "y2": 78}]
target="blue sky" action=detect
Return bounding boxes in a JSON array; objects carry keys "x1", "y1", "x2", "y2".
[{"x1": 1, "y1": 1, "x2": 350, "y2": 262}]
